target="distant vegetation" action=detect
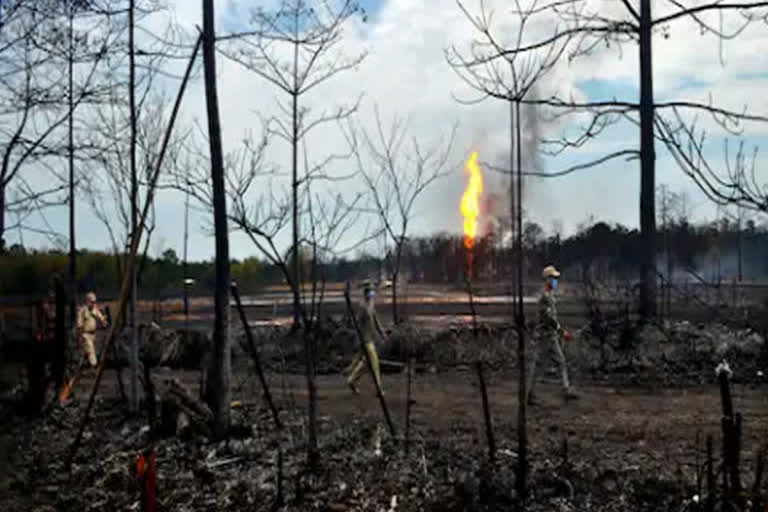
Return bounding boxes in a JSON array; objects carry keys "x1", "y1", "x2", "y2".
[{"x1": 2, "y1": 215, "x2": 766, "y2": 299}]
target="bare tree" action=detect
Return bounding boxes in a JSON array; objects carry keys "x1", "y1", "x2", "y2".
[
  {"x1": 72, "y1": 0, "x2": 181, "y2": 412},
  {"x1": 343, "y1": 105, "x2": 455, "y2": 324},
  {"x1": 216, "y1": 0, "x2": 366, "y2": 327},
  {"x1": 81, "y1": 95, "x2": 170, "y2": 289},
  {"x1": 0, "y1": 2, "x2": 64, "y2": 251},
  {"x1": 446, "y1": 1, "x2": 571, "y2": 503},
  {"x1": 657, "y1": 113, "x2": 768, "y2": 215},
  {"x1": 128, "y1": 0, "x2": 139, "y2": 416},
  {"x1": 42, "y1": 1, "x2": 147, "y2": 326},
  {"x1": 1, "y1": 0, "x2": 170, "y2": 339},
  {"x1": 173, "y1": 130, "x2": 368, "y2": 463},
  {"x1": 202, "y1": 0, "x2": 232, "y2": 440},
  {"x1": 0, "y1": 1, "x2": 119, "y2": 254},
  {"x1": 657, "y1": 183, "x2": 695, "y2": 316},
  {"x1": 447, "y1": 0, "x2": 768, "y2": 318}
]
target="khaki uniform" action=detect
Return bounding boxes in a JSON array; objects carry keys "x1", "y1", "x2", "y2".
[
  {"x1": 77, "y1": 304, "x2": 106, "y2": 367},
  {"x1": 345, "y1": 300, "x2": 383, "y2": 391},
  {"x1": 526, "y1": 289, "x2": 572, "y2": 402}
]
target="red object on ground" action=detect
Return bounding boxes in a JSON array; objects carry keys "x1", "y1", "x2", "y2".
[
  {"x1": 563, "y1": 331, "x2": 573, "y2": 341},
  {"x1": 137, "y1": 450, "x2": 157, "y2": 512}
]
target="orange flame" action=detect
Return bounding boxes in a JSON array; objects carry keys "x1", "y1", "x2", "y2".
[{"x1": 460, "y1": 151, "x2": 483, "y2": 250}]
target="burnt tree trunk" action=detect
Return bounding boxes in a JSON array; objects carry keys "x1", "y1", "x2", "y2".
[
  {"x1": 128, "y1": 0, "x2": 140, "y2": 415},
  {"x1": 53, "y1": 277, "x2": 67, "y2": 391},
  {"x1": 68, "y1": 6, "x2": 77, "y2": 327},
  {"x1": 202, "y1": 0, "x2": 231, "y2": 440},
  {"x1": 514, "y1": 99, "x2": 528, "y2": 507},
  {"x1": 405, "y1": 356, "x2": 413, "y2": 455},
  {"x1": 638, "y1": 0, "x2": 657, "y2": 319},
  {"x1": 304, "y1": 327, "x2": 318, "y2": 469},
  {"x1": 291, "y1": 54, "x2": 301, "y2": 328},
  {"x1": 0, "y1": 183, "x2": 5, "y2": 252},
  {"x1": 391, "y1": 240, "x2": 404, "y2": 324},
  {"x1": 26, "y1": 303, "x2": 46, "y2": 415}
]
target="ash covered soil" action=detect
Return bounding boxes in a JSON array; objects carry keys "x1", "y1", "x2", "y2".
[{"x1": 1, "y1": 321, "x2": 768, "y2": 511}]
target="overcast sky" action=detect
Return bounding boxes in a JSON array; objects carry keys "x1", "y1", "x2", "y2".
[{"x1": 11, "y1": 0, "x2": 768, "y2": 261}]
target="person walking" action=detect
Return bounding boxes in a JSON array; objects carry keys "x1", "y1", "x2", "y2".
[
  {"x1": 76, "y1": 291, "x2": 107, "y2": 368},
  {"x1": 344, "y1": 280, "x2": 385, "y2": 395},
  {"x1": 526, "y1": 265, "x2": 578, "y2": 405}
]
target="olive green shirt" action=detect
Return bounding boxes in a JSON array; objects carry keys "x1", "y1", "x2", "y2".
[{"x1": 537, "y1": 289, "x2": 563, "y2": 336}]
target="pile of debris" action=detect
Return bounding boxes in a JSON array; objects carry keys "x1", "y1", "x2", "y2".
[
  {"x1": 95, "y1": 317, "x2": 767, "y2": 387},
  {"x1": 572, "y1": 320, "x2": 768, "y2": 385}
]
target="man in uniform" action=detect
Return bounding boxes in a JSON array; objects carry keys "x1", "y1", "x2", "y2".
[
  {"x1": 76, "y1": 291, "x2": 107, "y2": 368},
  {"x1": 344, "y1": 280, "x2": 385, "y2": 395},
  {"x1": 526, "y1": 265, "x2": 578, "y2": 405}
]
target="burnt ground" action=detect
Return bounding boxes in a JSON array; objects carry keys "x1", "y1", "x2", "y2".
[
  {"x1": 2, "y1": 308, "x2": 768, "y2": 511},
  {"x1": 1, "y1": 363, "x2": 767, "y2": 511}
]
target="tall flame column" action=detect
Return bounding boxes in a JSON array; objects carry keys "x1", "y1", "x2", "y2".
[{"x1": 460, "y1": 151, "x2": 484, "y2": 278}]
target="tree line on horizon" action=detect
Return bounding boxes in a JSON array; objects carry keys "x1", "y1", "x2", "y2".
[{"x1": 3, "y1": 213, "x2": 767, "y2": 299}]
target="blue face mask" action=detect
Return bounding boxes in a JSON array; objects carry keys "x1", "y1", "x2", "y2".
[
  {"x1": 367, "y1": 290, "x2": 376, "y2": 299},
  {"x1": 550, "y1": 278, "x2": 558, "y2": 291}
]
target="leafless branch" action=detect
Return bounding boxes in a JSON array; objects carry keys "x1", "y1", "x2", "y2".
[
  {"x1": 656, "y1": 107, "x2": 768, "y2": 211},
  {"x1": 342, "y1": 102, "x2": 455, "y2": 320}
]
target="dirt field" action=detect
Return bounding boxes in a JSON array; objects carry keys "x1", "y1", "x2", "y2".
[
  {"x1": 2, "y1": 363, "x2": 767, "y2": 511},
  {"x1": 2, "y1": 288, "x2": 767, "y2": 510}
]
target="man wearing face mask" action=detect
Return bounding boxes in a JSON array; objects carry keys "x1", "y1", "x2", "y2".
[
  {"x1": 526, "y1": 265, "x2": 578, "y2": 405},
  {"x1": 344, "y1": 280, "x2": 385, "y2": 395}
]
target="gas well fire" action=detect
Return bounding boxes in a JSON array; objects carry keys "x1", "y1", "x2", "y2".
[{"x1": 460, "y1": 151, "x2": 484, "y2": 276}]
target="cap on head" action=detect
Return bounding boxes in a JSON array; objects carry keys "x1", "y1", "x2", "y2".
[
  {"x1": 85, "y1": 292, "x2": 97, "y2": 303},
  {"x1": 359, "y1": 279, "x2": 378, "y2": 296},
  {"x1": 541, "y1": 265, "x2": 560, "y2": 280}
]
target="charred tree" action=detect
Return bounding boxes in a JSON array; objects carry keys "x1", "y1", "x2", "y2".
[
  {"x1": 514, "y1": 98, "x2": 528, "y2": 507},
  {"x1": 53, "y1": 276, "x2": 67, "y2": 392},
  {"x1": 202, "y1": 0, "x2": 232, "y2": 440},
  {"x1": 638, "y1": 0, "x2": 656, "y2": 319},
  {"x1": 67, "y1": 2, "x2": 77, "y2": 326},
  {"x1": 128, "y1": 0, "x2": 140, "y2": 415},
  {"x1": 216, "y1": 0, "x2": 366, "y2": 328}
]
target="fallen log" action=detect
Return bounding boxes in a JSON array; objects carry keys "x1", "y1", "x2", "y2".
[{"x1": 159, "y1": 378, "x2": 213, "y2": 438}]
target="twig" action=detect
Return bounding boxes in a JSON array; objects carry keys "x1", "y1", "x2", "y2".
[
  {"x1": 206, "y1": 457, "x2": 243, "y2": 469},
  {"x1": 231, "y1": 281, "x2": 282, "y2": 430},
  {"x1": 751, "y1": 445, "x2": 765, "y2": 512},
  {"x1": 476, "y1": 361, "x2": 496, "y2": 464},
  {"x1": 466, "y1": 265, "x2": 495, "y2": 463},
  {"x1": 105, "y1": 306, "x2": 127, "y2": 405},
  {"x1": 706, "y1": 435, "x2": 715, "y2": 512},
  {"x1": 405, "y1": 356, "x2": 413, "y2": 456},
  {"x1": 273, "y1": 446, "x2": 284, "y2": 510}
]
